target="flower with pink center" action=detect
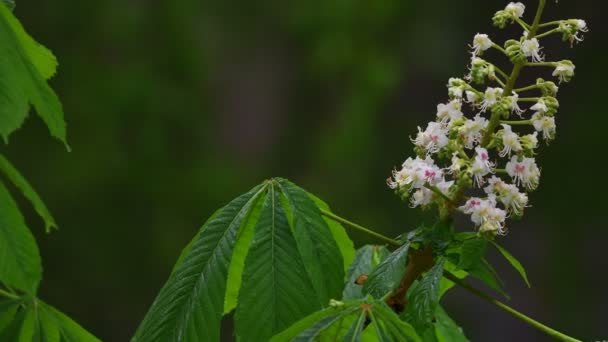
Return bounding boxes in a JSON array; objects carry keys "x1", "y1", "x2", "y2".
[
  {"x1": 470, "y1": 147, "x2": 494, "y2": 187},
  {"x1": 505, "y1": 156, "x2": 540, "y2": 190},
  {"x1": 436, "y1": 100, "x2": 463, "y2": 125},
  {"x1": 412, "y1": 122, "x2": 449, "y2": 154},
  {"x1": 459, "y1": 115, "x2": 487, "y2": 149}
]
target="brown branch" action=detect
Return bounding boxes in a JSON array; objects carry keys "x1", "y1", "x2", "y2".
[{"x1": 386, "y1": 245, "x2": 434, "y2": 313}]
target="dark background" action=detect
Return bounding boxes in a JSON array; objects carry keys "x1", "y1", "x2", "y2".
[{"x1": 3, "y1": 0, "x2": 607, "y2": 340}]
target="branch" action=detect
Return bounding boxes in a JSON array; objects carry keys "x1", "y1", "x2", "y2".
[
  {"x1": 443, "y1": 271, "x2": 582, "y2": 342},
  {"x1": 319, "y1": 209, "x2": 401, "y2": 246}
]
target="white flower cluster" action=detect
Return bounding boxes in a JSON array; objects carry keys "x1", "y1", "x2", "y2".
[{"x1": 388, "y1": 2, "x2": 588, "y2": 237}]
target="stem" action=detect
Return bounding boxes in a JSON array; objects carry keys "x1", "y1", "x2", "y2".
[
  {"x1": 425, "y1": 184, "x2": 455, "y2": 204},
  {"x1": 444, "y1": 271, "x2": 582, "y2": 342},
  {"x1": 0, "y1": 288, "x2": 19, "y2": 300},
  {"x1": 539, "y1": 20, "x2": 562, "y2": 28},
  {"x1": 500, "y1": 120, "x2": 532, "y2": 125},
  {"x1": 526, "y1": 62, "x2": 557, "y2": 67},
  {"x1": 491, "y1": 64, "x2": 510, "y2": 80},
  {"x1": 535, "y1": 27, "x2": 561, "y2": 39},
  {"x1": 319, "y1": 209, "x2": 400, "y2": 246},
  {"x1": 480, "y1": 0, "x2": 545, "y2": 147},
  {"x1": 514, "y1": 17, "x2": 532, "y2": 31},
  {"x1": 513, "y1": 84, "x2": 540, "y2": 93},
  {"x1": 491, "y1": 43, "x2": 508, "y2": 56}
]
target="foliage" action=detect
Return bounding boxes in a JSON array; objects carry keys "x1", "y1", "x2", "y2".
[{"x1": 0, "y1": 1, "x2": 97, "y2": 340}]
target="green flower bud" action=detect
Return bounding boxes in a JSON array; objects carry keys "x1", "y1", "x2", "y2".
[
  {"x1": 535, "y1": 78, "x2": 559, "y2": 97},
  {"x1": 505, "y1": 39, "x2": 526, "y2": 64},
  {"x1": 492, "y1": 97, "x2": 512, "y2": 119},
  {"x1": 542, "y1": 96, "x2": 559, "y2": 116},
  {"x1": 492, "y1": 10, "x2": 510, "y2": 29},
  {"x1": 521, "y1": 132, "x2": 539, "y2": 156}
]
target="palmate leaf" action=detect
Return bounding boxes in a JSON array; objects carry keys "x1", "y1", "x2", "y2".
[
  {"x1": 0, "y1": 297, "x2": 99, "y2": 341},
  {"x1": 362, "y1": 243, "x2": 410, "y2": 299},
  {"x1": 133, "y1": 178, "x2": 354, "y2": 342},
  {"x1": 0, "y1": 3, "x2": 67, "y2": 147},
  {"x1": 0, "y1": 154, "x2": 57, "y2": 233},
  {"x1": 234, "y1": 186, "x2": 321, "y2": 341},
  {"x1": 0, "y1": 180, "x2": 41, "y2": 294},
  {"x1": 132, "y1": 184, "x2": 266, "y2": 342}
]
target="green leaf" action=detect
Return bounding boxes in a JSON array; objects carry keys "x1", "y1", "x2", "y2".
[
  {"x1": 438, "y1": 261, "x2": 467, "y2": 299},
  {"x1": 457, "y1": 238, "x2": 487, "y2": 270},
  {"x1": 343, "y1": 245, "x2": 390, "y2": 300},
  {"x1": 0, "y1": 3, "x2": 67, "y2": 147},
  {"x1": 235, "y1": 185, "x2": 322, "y2": 341},
  {"x1": 0, "y1": 297, "x2": 99, "y2": 341},
  {"x1": 39, "y1": 301, "x2": 100, "y2": 341},
  {"x1": 0, "y1": 154, "x2": 57, "y2": 232},
  {"x1": 132, "y1": 184, "x2": 266, "y2": 342},
  {"x1": 374, "y1": 303, "x2": 421, "y2": 342},
  {"x1": 363, "y1": 243, "x2": 409, "y2": 299},
  {"x1": 270, "y1": 304, "x2": 356, "y2": 342},
  {"x1": 222, "y1": 194, "x2": 265, "y2": 314},
  {"x1": 307, "y1": 191, "x2": 355, "y2": 272},
  {"x1": 343, "y1": 311, "x2": 366, "y2": 342},
  {"x1": 402, "y1": 259, "x2": 445, "y2": 332},
  {"x1": 468, "y1": 258, "x2": 509, "y2": 299},
  {"x1": 491, "y1": 241, "x2": 530, "y2": 287},
  {"x1": 434, "y1": 305, "x2": 468, "y2": 342},
  {"x1": 277, "y1": 179, "x2": 346, "y2": 304},
  {"x1": 0, "y1": 180, "x2": 41, "y2": 294},
  {"x1": 1, "y1": 1, "x2": 14, "y2": 11}
]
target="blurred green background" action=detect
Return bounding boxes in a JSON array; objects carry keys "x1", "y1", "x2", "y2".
[{"x1": 3, "y1": 0, "x2": 606, "y2": 340}]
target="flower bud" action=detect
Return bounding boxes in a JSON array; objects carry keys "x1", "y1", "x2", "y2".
[
  {"x1": 535, "y1": 78, "x2": 559, "y2": 97},
  {"x1": 521, "y1": 132, "x2": 539, "y2": 156},
  {"x1": 505, "y1": 39, "x2": 526, "y2": 64},
  {"x1": 542, "y1": 96, "x2": 559, "y2": 116},
  {"x1": 558, "y1": 19, "x2": 588, "y2": 45}
]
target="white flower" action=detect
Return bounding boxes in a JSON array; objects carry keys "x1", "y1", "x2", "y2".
[
  {"x1": 552, "y1": 61, "x2": 575, "y2": 83},
  {"x1": 499, "y1": 124, "x2": 522, "y2": 157},
  {"x1": 530, "y1": 99, "x2": 548, "y2": 114},
  {"x1": 465, "y1": 90, "x2": 480, "y2": 105},
  {"x1": 509, "y1": 92, "x2": 525, "y2": 117},
  {"x1": 388, "y1": 157, "x2": 444, "y2": 190},
  {"x1": 531, "y1": 112, "x2": 556, "y2": 141},
  {"x1": 448, "y1": 78, "x2": 466, "y2": 98},
  {"x1": 521, "y1": 38, "x2": 543, "y2": 62},
  {"x1": 499, "y1": 184, "x2": 529, "y2": 216},
  {"x1": 505, "y1": 2, "x2": 525, "y2": 18},
  {"x1": 480, "y1": 87, "x2": 503, "y2": 113},
  {"x1": 576, "y1": 19, "x2": 588, "y2": 31},
  {"x1": 484, "y1": 176, "x2": 529, "y2": 216},
  {"x1": 471, "y1": 34, "x2": 493, "y2": 56},
  {"x1": 436, "y1": 100, "x2": 463, "y2": 125},
  {"x1": 459, "y1": 115, "x2": 487, "y2": 149},
  {"x1": 471, "y1": 147, "x2": 494, "y2": 187},
  {"x1": 410, "y1": 188, "x2": 433, "y2": 208},
  {"x1": 413, "y1": 122, "x2": 449, "y2": 153},
  {"x1": 505, "y1": 156, "x2": 540, "y2": 190},
  {"x1": 459, "y1": 196, "x2": 507, "y2": 235}
]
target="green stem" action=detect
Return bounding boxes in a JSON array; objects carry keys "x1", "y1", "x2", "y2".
[
  {"x1": 491, "y1": 43, "x2": 508, "y2": 56},
  {"x1": 514, "y1": 17, "x2": 532, "y2": 31},
  {"x1": 513, "y1": 84, "x2": 540, "y2": 93},
  {"x1": 425, "y1": 184, "x2": 455, "y2": 204},
  {"x1": 319, "y1": 209, "x2": 400, "y2": 246},
  {"x1": 535, "y1": 27, "x2": 561, "y2": 39},
  {"x1": 539, "y1": 20, "x2": 562, "y2": 28},
  {"x1": 0, "y1": 288, "x2": 19, "y2": 300},
  {"x1": 444, "y1": 271, "x2": 582, "y2": 342},
  {"x1": 500, "y1": 119, "x2": 532, "y2": 125},
  {"x1": 491, "y1": 64, "x2": 510, "y2": 80},
  {"x1": 480, "y1": 0, "x2": 545, "y2": 147},
  {"x1": 526, "y1": 62, "x2": 557, "y2": 67}
]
